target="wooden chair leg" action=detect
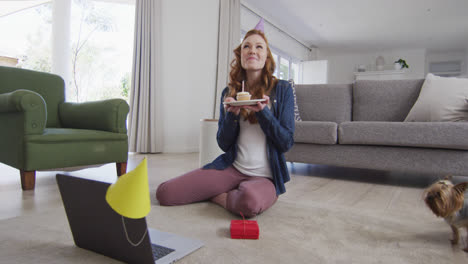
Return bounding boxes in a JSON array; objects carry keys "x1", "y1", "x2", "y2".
[
  {"x1": 116, "y1": 162, "x2": 127, "y2": 177},
  {"x1": 20, "y1": 170, "x2": 36, "y2": 190}
]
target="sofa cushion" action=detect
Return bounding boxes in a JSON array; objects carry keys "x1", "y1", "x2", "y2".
[
  {"x1": 353, "y1": 79, "x2": 424, "y2": 121},
  {"x1": 338, "y1": 121, "x2": 468, "y2": 150},
  {"x1": 294, "y1": 121, "x2": 337, "y2": 144},
  {"x1": 404, "y1": 74, "x2": 468, "y2": 122},
  {"x1": 295, "y1": 84, "x2": 352, "y2": 123}
]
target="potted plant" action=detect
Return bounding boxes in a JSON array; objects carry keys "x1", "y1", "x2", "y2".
[{"x1": 394, "y1": 59, "x2": 409, "y2": 70}]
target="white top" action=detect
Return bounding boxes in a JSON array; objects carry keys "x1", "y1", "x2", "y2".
[{"x1": 233, "y1": 116, "x2": 272, "y2": 178}]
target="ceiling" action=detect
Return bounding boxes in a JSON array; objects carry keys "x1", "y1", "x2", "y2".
[{"x1": 242, "y1": 0, "x2": 468, "y2": 53}]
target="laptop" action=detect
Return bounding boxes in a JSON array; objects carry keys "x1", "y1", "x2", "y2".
[{"x1": 56, "y1": 173, "x2": 204, "y2": 264}]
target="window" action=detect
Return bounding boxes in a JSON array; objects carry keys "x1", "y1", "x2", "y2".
[
  {"x1": 69, "y1": 0, "x2": 135, "y2": 102},
  {"x1": 0, "y1": 0, "x2": 135, "y2": 103},
  {"x1": 279, "y1": 57, "x2": 289, "y2": 80},
  {"x1": 291, "y1": 62, "x2": 299, "y2": 82},
  {"x1": 271, "y1": 46, "x2": 300, "y2": 83},
  {"x1": 0, "y1": 2, "x2": 53, "y2": 71},
  {"x1": 272, "y1": 52, "x2": 279, "y2": 76}
]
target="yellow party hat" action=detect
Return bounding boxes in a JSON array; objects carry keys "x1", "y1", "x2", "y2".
[{"x1": 105, "y1": 158, "x2": 151, "y2": 219}]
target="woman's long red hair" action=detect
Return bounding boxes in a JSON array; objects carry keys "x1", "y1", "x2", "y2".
[{"x1": 228, "y1": 29, "x2": 278, "y2": 123}]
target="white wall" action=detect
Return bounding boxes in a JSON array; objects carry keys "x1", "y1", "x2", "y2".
[
  {"x1": 317, "y1": 49, "x2": 427, "y2": 84},
  {"x1": 300, "y1": 60, "x2": 328, "y2": 84},
  {"x1": 240, "y1": 4, "x2": 315, "y2": 61},
  {"x1": 160, "y1": 0, "x2": 219, "y2": 153}
]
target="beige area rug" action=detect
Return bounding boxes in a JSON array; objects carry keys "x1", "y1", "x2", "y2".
[{"x1": 1, "y1": 183, "x2": 468, "y2": 264}]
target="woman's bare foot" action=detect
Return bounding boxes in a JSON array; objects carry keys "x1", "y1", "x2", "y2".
[{"x1": 210, "y1": 193, "x2": 228, "y2": 208}]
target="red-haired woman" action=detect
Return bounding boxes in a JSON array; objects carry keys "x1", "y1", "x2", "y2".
[{"x1": 156, "y1": 29, "x2": 295, "y2": 218}]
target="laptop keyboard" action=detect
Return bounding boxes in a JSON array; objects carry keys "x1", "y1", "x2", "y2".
[{"x1": 151, "y1": 243, "x2": 175, "y2": 260}]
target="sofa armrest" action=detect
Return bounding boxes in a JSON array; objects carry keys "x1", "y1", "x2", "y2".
[
  {"x1": 59, "y1": 99, "x2": 129, "y2": 133},
  {"x1": 0, "y1": 89, "x2": 47, "y2": 134}
]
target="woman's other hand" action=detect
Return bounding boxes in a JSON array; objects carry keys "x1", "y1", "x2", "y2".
[
  {"x1": 224, "y1": 97, "x2": 241, "y2": 115},
  {"x1": 243, "y1": 95, "x2": 269, "y2": 112}
]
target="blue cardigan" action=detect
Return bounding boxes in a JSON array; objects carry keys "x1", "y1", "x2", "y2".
[{"x1": 203, "y1": 80, "x2": 295, "y2": 195}]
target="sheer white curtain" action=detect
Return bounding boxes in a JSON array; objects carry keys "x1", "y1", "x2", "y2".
[
  {"x1": 213, "y1": 0, "x2": 240, "y2": 118},
  {"x1": 128, "y1": 0, "x2": 163, "y2": 153}
]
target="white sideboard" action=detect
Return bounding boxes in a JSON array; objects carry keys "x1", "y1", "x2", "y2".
[{"x1": 354, "y1": 70, "x2": 407, "y2": 80}]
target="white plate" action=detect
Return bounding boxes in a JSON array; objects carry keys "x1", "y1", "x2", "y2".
[{"x1": 223, "y1": 99, "x2": 266, "y2": 106}]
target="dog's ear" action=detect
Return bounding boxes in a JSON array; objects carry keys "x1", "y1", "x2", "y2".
[
  {"x1": 444, "y1": 175, "x2": 453, "y2": 180},
  {"x1": 454, "y1": 182, "x2": 468, "y2": 195}
]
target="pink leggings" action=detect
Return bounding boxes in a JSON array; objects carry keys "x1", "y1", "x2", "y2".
[{"x1": 156, "y1": 166, "x2": 277, "y2": 217}]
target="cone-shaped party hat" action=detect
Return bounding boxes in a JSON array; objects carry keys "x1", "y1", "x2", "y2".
[
  {"x1": 105, "y1": 158, "x2": 151, "y2": 219},
  {"x1": 254, "y1": 18, "x2": 264, "y2": 32}
]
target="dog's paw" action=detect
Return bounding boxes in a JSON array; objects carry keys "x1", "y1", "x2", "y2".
[
  {"x1": 463, "y1": 247, "x2": 468, "y2": 253},
  {"x1": 450, "y1": 238, "x2": 459, "y2": 245}
]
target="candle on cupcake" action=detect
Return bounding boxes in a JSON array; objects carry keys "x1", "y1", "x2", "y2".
[{"x1": 236, "y1": 80, "x2": 251, "y2": 101}]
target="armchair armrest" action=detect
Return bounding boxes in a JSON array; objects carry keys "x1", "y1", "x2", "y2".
[
  {"x1": 59, "y1": 99, "x2": 129, "y2": 133},
  {"x1": 0, "y1": 89, "x2": 47, "y2": 134}
]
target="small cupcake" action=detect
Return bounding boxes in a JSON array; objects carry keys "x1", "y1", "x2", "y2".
[{"x1": 236, "y1": 91, "x2": 251, "y2": 101}]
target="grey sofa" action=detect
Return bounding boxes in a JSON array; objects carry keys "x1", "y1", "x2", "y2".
[{"x1": 285, "y1": 79, "x2": 468, "y2": 176}]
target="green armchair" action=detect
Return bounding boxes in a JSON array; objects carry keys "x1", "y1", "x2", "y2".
[{"x1": 0, "y1": 66, "x2": 129, "y2": 190}]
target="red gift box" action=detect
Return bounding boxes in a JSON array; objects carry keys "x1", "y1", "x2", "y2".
[{"x1": 230, "y1": 219, "x2": 259, "y2": 239}]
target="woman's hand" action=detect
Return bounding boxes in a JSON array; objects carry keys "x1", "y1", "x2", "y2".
[
  {"x1": 224, "y1": 97, "x2": 241, "y2": 115},
  {"x1": 243, "y1": 95, "x2": 270, "y2": 112}
]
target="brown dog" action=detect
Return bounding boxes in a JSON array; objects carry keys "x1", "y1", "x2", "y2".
[{"x1": 424, "y1": 177, "x2": 468, "y2": 252}]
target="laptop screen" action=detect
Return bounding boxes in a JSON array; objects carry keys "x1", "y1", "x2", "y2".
[{"x1": 56, "y1": 174, "x2": 156, "y2": 263}]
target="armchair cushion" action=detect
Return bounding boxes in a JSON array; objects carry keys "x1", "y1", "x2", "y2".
[
  {"x1": 27, "y1": 128, "x2": 128, "y2": 142},
  {"x1": 23, "y1": 128, "x2": 128, "y2": 171}
]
